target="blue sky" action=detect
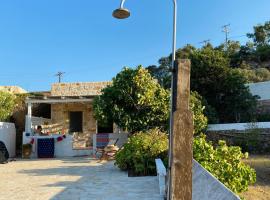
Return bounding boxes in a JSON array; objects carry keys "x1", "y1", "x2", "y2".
[{"x1": 0, "y1": 0, "x2": 269, "y2": 91}]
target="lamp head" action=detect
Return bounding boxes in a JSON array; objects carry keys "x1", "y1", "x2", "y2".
[{"x1": 112, "y1": 8, "x2": 130, "y2": 19}]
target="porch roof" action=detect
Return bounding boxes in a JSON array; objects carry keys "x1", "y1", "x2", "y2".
[{"x1": 25, "y1": 95, "x2": 94, "y2": 104}]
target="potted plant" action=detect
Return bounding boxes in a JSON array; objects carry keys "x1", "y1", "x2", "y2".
[{"x1": 22, "y1": 143, "x2": 32, "y2": 159}]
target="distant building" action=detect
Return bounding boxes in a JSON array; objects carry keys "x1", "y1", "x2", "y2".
[{"x1": 247, "y1": 81, "x2": 270, "y2": 113}]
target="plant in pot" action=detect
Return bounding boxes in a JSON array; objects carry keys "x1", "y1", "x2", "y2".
[{"x1": 22, "y1": 143, "x2": 32, "y2": 158}]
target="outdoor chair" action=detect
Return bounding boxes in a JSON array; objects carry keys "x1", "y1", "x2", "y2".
[{"x1": 95, "y1": 133, "x2": 119, "y2": 160}]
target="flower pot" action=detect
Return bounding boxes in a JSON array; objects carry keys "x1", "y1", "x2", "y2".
[{"x1": 22, "y1": 144, "x2": 32, "y2": 159}]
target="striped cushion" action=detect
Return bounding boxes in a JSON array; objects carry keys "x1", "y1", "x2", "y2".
[{"x1": 96, "y1": 133, "x2": 110, "y2": 148}]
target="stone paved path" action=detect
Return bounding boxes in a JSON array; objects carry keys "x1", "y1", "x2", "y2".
[{"x1": 0, "y1": 158, "x2": 162, "y2": 200}]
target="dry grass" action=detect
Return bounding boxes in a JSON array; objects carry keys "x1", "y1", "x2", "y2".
[{"x1": 241, "y1": 155, "x2": 270, "y2": 200}]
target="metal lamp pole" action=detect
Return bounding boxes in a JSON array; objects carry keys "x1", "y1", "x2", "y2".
[{"x1": 112, "y1": 1, "x2": 177, "y2": 199}]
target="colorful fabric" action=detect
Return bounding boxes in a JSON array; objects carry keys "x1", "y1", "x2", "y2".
[{"x1": 96, "y1": 133, "x2": 110, "y2": 148}]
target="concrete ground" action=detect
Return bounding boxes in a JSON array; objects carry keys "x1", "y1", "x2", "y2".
[{"x1": 0, "y1": 157, "x2": 163, "y2": 200}]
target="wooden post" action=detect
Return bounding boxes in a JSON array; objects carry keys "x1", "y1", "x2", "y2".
[{"x1": 170, "y1": 59, "x2": 193, "y2": 200}]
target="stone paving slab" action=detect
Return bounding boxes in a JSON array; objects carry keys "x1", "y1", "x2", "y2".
[{"x1": 0, "y1": 158, "x2": 162, "y2": 200}]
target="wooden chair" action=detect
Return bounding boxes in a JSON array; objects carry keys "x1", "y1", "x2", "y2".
[{"x1": 95, "y1": 133, "x2": 119, "y2": 159}]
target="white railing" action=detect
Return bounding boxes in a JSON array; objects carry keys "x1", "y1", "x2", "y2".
[{"x1": 155, "y1": 158, "x2": 167, "y2": 197}]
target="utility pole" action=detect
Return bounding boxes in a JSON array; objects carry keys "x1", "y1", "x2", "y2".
[
  {"x1": 222, "y1": 24, "x2": 230, "y2": 49},
  {"x1": 199, "y1": 39, "x2": 210, "y2": 46},
  {"x1": 55, "y1": 71, "x2": 65, "y2": 83}
]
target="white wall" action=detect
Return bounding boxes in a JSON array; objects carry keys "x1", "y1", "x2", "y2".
[
  {"x1": 247, "y1": 81, "x2": 270, "y2": 100},
  {"x1": 208, "y1": 122, "x2": 270, "y2": 131},
  {"x1": 23, "y1": 132, "x2": 93, "y2": 158},
  {"x1": 0, "y1": 122, "x2": 16, "y2": 157}
]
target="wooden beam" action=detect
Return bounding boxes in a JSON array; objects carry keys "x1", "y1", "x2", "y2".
[
  {"x1": 25, "y1": 98, "x2": 93, "y2": 104},
  {"x1": 170, "y1": 59, "x2": 193, "y2": 200}
]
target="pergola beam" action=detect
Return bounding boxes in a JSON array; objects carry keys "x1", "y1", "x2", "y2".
[{"x1": 25, "y1": 98, "x2": 93, "y2": 104}]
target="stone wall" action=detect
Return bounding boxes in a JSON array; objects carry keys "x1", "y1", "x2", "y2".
[
  {"x1": 206, "y1": 129, "x2": 270, "y2": 153},
  {"x1": 257, "y1": 100, "x2": 270, "y2": 113},
  {"x1": 0, "y1": 86, "x2": 27, "y2": 94},
  {"x1": 51, "y1": 103, "x2": 96, "y2": 148},
  {"x1": 51, "y1": 82, "x2": 111, "y2": 96}
]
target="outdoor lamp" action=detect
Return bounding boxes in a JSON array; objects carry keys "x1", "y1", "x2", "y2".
[{"x1": 112, "y1": 0, "x2": 130, "y2": 19}]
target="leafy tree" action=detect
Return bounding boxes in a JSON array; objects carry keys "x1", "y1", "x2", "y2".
[
  {"x1": 220, "y1": 69, "x2": 258, "y2": 122},
  {"x1": 0, "y1": 91, "x2": 15, "y2": 121},
  {"x1": 189, "y1": 45, "x2": 258, "y2": 122},
  {"x1": 234, "y1": 67, "x2": 270, "y2": 83},
  {"x1": 190, "y1": 91, "x2": 208, "y2": 134},
  {"x1": 148, "y1": 44, "x2": 258, "y2": 123},
  {"x1": 147, "y1": 44, "x2": 196, "y2": 89},
  {"x1": 247, "y1": 21, "x2": 270, "y2": 63},
  {"x1": 93, "y1": 66, "x2": 170, "y2": 132},
  {"x1": 146, "y1": 65, "x2": 171, "y2": 89},
  {"x1": 247, "y1": 21, "x2": 270, "y2": 45},
  {"x1": 216, "y1": 40, "x2": 242, "y2": 67},
  {"x1": 255, "y1": 44, "x2": 270, "y2": 62}
]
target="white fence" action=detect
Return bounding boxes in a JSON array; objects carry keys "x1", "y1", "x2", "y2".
[
  {"x1": 208, "y1": 122, "x2": 270, "y2": 131},
  {"x1": 0, "y1": 122, "x2": 16, "y2": 157}
]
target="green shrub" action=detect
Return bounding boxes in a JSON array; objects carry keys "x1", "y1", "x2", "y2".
[
  {"x1": 190, "y1": 91, "x2": 208, "y2": 134},
  {"x1": 115, "y1": 128, "x2": 168, "y2": 176},
  {"x1": 115, "y1": 130, "x2": 256, "y2": 193},
  {"x1": 0, "y1": 91, "x2": 15, "y2": 121},
  {"x1": 193, "y1": 134, "x2": 256, "y2": 193}
]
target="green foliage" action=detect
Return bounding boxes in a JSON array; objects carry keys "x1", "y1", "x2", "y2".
[
  {"x1": 93, "y1": 66, "x2": 170, "y2": 133},
  {"x1": 190, "y1": 91, "x2": 208, "y2": 134},
  {"x1": 147, "y1": 21, "x2": 270, "y2": 123},
  {"x1": 220, "y1": 69, "x2": 258, "y2": 122},
  {"x1": 256, "y1": 112, "x2": 270, "y2": 122},
  {"x1": 247, "y1": 21, "x2": 270, "y2": 45},
  {"x1": 190, "y1": 46, "x2": 258, "y2": 122},
  {"x1": 234, "y1": 123, "x2": 261, "y2": 153},
  {"x1": 0, "y1": 91, "x2": 16, "y2": 121},
  {"x1": 115, "y1": 130, "x2": 256, "y2": 193},
  {"x1": 114, "y1": 129, "x2": 168, "y2": 175},
  {"x1": 149, "y1": 43, "x2": 258, "y2": 123},
  {"x1": 193, "y1": 134, "x2": 256, "y2": 194},
  {"x1": 235, "y1": 68, "x2": 270, "y2": 83}
]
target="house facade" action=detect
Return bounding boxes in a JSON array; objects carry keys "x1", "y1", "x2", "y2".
[{"x1": 25, "y1": 81, "x2": 112, "y2": 149}]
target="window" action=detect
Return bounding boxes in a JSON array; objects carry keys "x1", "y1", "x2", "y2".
[{"x1": 69, "y1": 111, "x2": 83, "y2": 132}]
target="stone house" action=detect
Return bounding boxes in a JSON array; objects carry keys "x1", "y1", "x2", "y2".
[
  {"x1": 247, "y1": 81, "x2": 270, "y2": 114},
  {"x1": 25, "y1": 82, "x2": 112, "y2": 148}
]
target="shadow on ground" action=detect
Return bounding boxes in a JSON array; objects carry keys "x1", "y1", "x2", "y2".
[{"x1": 18, "y1": 158, "x2": 162, "y2": 200}]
